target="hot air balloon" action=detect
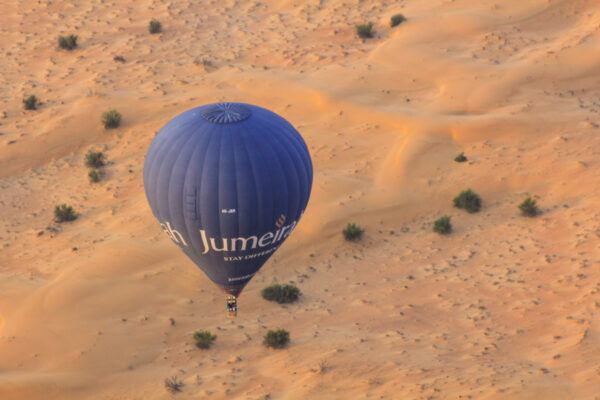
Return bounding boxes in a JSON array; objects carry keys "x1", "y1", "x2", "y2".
[{"x1": 143, "y1": 102, "x2": 313, "y2": 315}]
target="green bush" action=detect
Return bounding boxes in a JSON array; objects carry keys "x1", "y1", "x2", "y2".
[
  {"x1": 164, "y1": 376, "x2": 183, "y2": 393},
  {"x1": 54, "y1": 204, "x2": 77, "y2": 222},
  {"x1": 433, "y1": 215, "x2": 452, "y2": 234},
  {"x1": 343, "y1": 222, "x2": 364, "y2": 241},
  {"x1": 390, "y1": 14, "x2": 406, "y2": 27},
  {"x1": 519, "y1": 197, "x2": 539, "y2": 217},
  {"x1": 356, "y1": 22, "x2": 374, "y2": 38},
  {"x1": 454, "y1": 152, "x2": 467, "y2": 162},
  {"x1": 453, "y1": 189, "x2": 481, "y2": 213},
  {"x1": 88, "y1": 169, "x2": 102, "y2": 183},
  {"x1": 85, "y1": 151, "x2": 105, "y2": 168},
  {"x1": 263, "y1": 329, "x2": 290, "y2": 349},
  {"x1": 261, "y1": 284, "x2": 301, "y2": 304},
  {"x1": 193, "y1": 330, "x2": 217, "y2": 349},
  {"x1": 58, "y1": 35, "x2": 78, "y2": 50},
  {"x1": 149, "y1": 20, "x2": 162, "y2": 34},
  {"x1": 23, "y1": 95, "x2": 39, "y2": 110},
  {"x1": 101, "y1": 109, "x2": 121, "y2": 129}
]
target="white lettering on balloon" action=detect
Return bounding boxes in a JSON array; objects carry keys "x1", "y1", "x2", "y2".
[{"x1": 158, "y1": 217, "x2": 301, "y2": 256}]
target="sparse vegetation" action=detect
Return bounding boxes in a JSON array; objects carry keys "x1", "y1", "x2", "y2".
[
  {"x1": 433, "y1": 215, "x2": 452, "y2": 234},
  {"x1": 101, "y1": 109, "x2": 121, "y2": 129},
  {"x1": 58, "y1": 35, "x2": 78, "y2": 50},
  {"x1": 315, "y1": 360, "x2": 328, "y2": 374},
  {"x1": 113, "y1": 55, "x2": 125, "y2": 63},
  {"x1": 23, "y1": 95, "x2": 39, "y2": 110},
  {"x1": 390, "y1": 14, "x2": 406, "y2": 27},
  {"x1": 85, "y1": 151, "x2": 106, "y2": 168},
  {"x1": 193, "y1": 330, "x2": 217, "y2": 349},
  {"x1": 453, "y1": 189, "x2": 481, "y2": 213},
  {"x1": 343, "y1": 222, "x2": 364, "y2": 241},
  {"x1": 454, "y1": 152, "x2": 467, "y2": 162},
  {"x1": 149, "y1": 19, "x2": 162, "y2": 34},
  {"x1": 263, "y1": 329, "x2": 290, "y2": 349},
  {"x1": 88, "y1": 169, "x2": 102, "y2": 183},
  {"x1": 519, "y1": 197, "x2": 539, "y2": 217},
  {"x1": 85, "y1": 151, "x2": 107, "y2": 183},
  {"x1": 54, "y1": 204, "x2": 77, "y2": 222},
  {"x1": 164, "y1": 376, "x2": 184, "y2": 393},
  {"x1": 261, "y1": 284, "x2": 301, "y2": 304},
  {"x1": 356, "y1": 22, "x2": 374, "y2": 38}
]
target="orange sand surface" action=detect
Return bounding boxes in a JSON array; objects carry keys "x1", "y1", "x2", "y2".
[{"x1": 1, "y1": 0, "x2": 600, "y2": 399}]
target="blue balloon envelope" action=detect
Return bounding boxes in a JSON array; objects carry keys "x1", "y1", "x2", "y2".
[{"x1": 143, "y1": 103, "x2": 313, "y2": 297}]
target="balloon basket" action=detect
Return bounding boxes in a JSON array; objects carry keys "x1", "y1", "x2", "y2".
[{"x1": 226, "y1": 295, "x2": 238, "y2": 317}]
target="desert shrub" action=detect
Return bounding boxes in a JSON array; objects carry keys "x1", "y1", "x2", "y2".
[
  {"x1": 261, "y1": 284, "x2": 301, "y2": 304},
  {"x1": 315, "y1": 360, "x2": 328, "y2": 374},
  {"x1": 88, "y1": 169, "x2": 102, "y2": 183},
  {"x1": 164, "y1": 376, "x2": 183, "y2": 393},
  {"x1": 58, "y1": 35, "x2": 78, "y2": 50},
  {"x1": 433, "y1": 215, "x2": 452, "y2": 234},
  {"x1": 453, "y1": 189, "x2": 481, "y2": 213},
  {"x1": 356, "y1": 22, "x2": 374, "y2": 38},
  {"x1": 149, "y1": 20, "x2": 162, "y2": 34},
  {"x1": 454, "y1": 152, "x2": 467, "y2": 162},
  {"x1": 343, "y1": 222, "x2": 364, "y2": 241},
  {"x1": 54, "y1": 204, "x2": 77, "y2": 222},
  {"x1": 113, "y1": 55, "x2": 125, "y2": 63},
  {"x1": 85, "y1": 151, "x2": 106, "y2": 168},
  {"x1": 193, "y1": 330, "x2": 217, "y2": 349},
  {"x1": 101, "y1": 109, "x2": 121, "y2": 128},
  {"x1": 519, "y1": 197, "x2": 539, "y2": 217},
  {"x1": 263, "y1": 329, "x2": 290, "y2": 349},
  {"x1": 390, "y1": 14, "x2": 406, "y2": 27},
  {"x1": 23, "y1": 95, "x2": 39, "y2": 110}
]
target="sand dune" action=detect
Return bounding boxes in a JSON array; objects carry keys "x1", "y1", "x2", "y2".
[{"x1": 1, "y1": 0, "x2": 600, "y2": 398}]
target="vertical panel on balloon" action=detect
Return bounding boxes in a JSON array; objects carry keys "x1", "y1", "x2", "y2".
[
  {"x1": 217, "y1": 128, "x2": 239, "y2": 240},
  {"x1": 231, "y1": 123, "x2": 258, "y2": 240},
  {"x1": 181, "y1": 121, "x2": 214, "y2": 255},
  {"x1": 260, "y1": 114, "x2": 303, "y2": 224},
  {"x1": 150, "y1": 116, "x2": 199, "y2": 224},
  {"x1": 268, "y1": 122, "x2": 313, "y2": 216},
  {"x1": 197, "y1": 125, "x2": 224, "y2": 278},
  {"x1": 240, "y1": 126, "x2": 273, "y2": 235},
  {"x1": 252, "y1": 114, "x2": 292, "y2": 229},
  {"x1": 166, "y1": 126, "x2": 203, "y2": 249}
]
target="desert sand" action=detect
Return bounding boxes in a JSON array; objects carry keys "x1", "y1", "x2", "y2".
[{"x1": 1, "y1": 0, "x2": 600, "y2": 398}]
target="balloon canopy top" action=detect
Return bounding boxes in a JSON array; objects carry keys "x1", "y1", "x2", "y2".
[{"x1": 201, "y1": 102, "x2": 252, "y2": 124}]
